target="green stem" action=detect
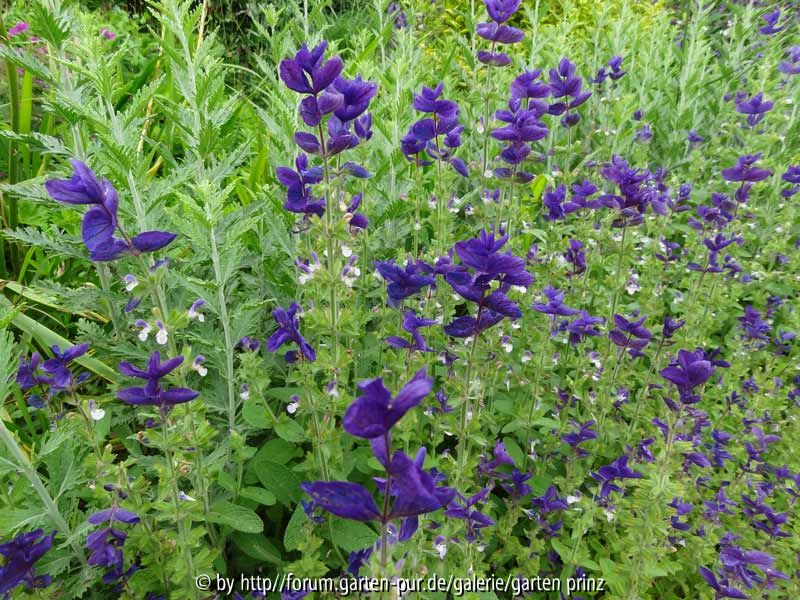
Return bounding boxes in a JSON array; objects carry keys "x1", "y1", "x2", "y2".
[
  {"x1": 160, "y1": 415, "x2": 198, "y2": 599},
  {"x1": 316, "y1": 122, "x2": 340, "y2": 364}
]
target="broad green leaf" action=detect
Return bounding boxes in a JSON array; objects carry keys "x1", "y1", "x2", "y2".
[
  {"x1": 207, "y1": 501, "x2": 263, "y2": 533},
  {"x1": 274, "y1": 414, "x2": 305, "y2": 443},
  {"x1": 283, "y1": 504, "x2": 307, "y2": 552},
  {"x1": 239, "y1": 486, "x2": 277, "y2": 506},
  {"x1": 327, "y1": 520, "x2": 378, "y2": 553},
  {"x1": 231, "y1": 532, "x2": 281, "y2": 564},
  {"x1": 249, "y1": 456, "x2": 302, "y2": 505}
]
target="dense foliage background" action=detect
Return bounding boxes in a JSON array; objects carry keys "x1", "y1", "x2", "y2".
[{"x1": 0, "y1": 0, "x2": 798, "y2": 598}]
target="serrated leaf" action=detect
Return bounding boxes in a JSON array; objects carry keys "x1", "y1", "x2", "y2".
[
  {"x1": 249, "y1": 456, "x2": 302, "y2": 505},
  {"x1": 207, "y1": 501, "x2": 263, "y2": 533},
  {"x1": 239, "y1": 486, "x2": 277, "y2": 506},
  {"x1": 327, "y1": 519, "x2": 378, "y2": 553},
  {"x1": 283, "y1": 504, "x2": 307, "y2": 552}
]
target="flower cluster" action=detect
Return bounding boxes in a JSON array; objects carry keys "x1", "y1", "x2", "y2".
[{"x1": 45, "y1": 160, "x2": 176, "y2": 261}]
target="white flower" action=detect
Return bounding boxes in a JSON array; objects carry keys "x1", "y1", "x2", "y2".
[
  {"x1": 123, "y1": 274, "x2": 138, "y2": 292},
  {"x1": 188, "y1": 299, "x2": 205, "y2": 322},
  {"x1": 155, "y1": 321, "x2": 168, "y2": 345},
  {"x1": 135, "y1": 320, "x2": 151, "y2": 342},
  {"x1": 434, "y1": 539, "x2": 448, "y2": 559},
  {"x1": 192, "y1": 355, "x2": 208, "y2": 377},
  {"x1": 341, "y1": 244, "x2": 353, "y2": 258},
  {"x1": 178, "y1": 491, "x2": 196, "y2": 502},
  {"x1": 240, "y1": 384, "x2": 250, "y2": 401},
  {"x1": 88, "y1": 400, "x2": 105, "y2": 421}
]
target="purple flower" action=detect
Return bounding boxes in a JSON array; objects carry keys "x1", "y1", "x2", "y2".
[
  {"x1": 563, "y1": 239, "x2": 586, "y2": 277},
  {"x1": 101, "y1": 28, "x2": 116, "y2": 40},
  {"x1": 17, "y1": 353, "x2": 50, "y2": 391},
  {"x1": 593, "y1": 55, "x2": 626, "y2": 84},
  {"x1": 499, "y1": 469, "x2": 532, "y2": 500},
  {"x1": 491, "y1": 99, "x2": 548, "y2": 174},
  {"x1": 722, "y1": 154, "x2": 772, "y2": 183},
  {"x1": 39, "y1": 343, "x2": 89, "y2": 391},
  {"x1": 609, "y1": 313, "x2": 651, "y2": 358},
  {"x1": 531, "y1": 485, "x2": 569, "y2": 515},
  {"x1": 86, "y1": 507, "x2": 139, "y2": 583},
  {"x1": 543, "y1": 184, "x2": 567, "y2": 221},
  {"x1": 758, "y1": 8, "x2": 782, "y2": 35},
  {"x1": 738, "y1": 305, "x2": 771, "y2": 347},
  {"x1": 302, "y1": 447, "x2": 455, "y2": 524},
  {"x1": 386, "y1": 310, "x2": 437, "y2": 352},
  {"x1": 117, "y1": 352, "x2": 199, "y2": 407},
  {"x1": 719, "y1": 544, "x2": 785, "y2": 589},
  {"x1": 343, "y1": 368, "x2": 432, "y2": 438},
  {"x1": 561, "y1": 420, "x2": 596, "y2": 457},
  {"x1": 659, "y1": 349, "x2": 715, "y2": 396},
  {"x1": 477, "y1": 21, "x2": 524, "y2": 45},
  {"x1": 0, "y1": 529, "x2": 55, "y2": 595},
  {"x1": 235, "y1": 336, "x2": 261, "y2": 352},
  {"x1": 533, "y1": 286, "x2": 579, "y2": 317},
  {"x1": 547, "y1": 58, "x2": 591, "y2": 125},
  {"x1": 635, "y1": 124, "x2": 652, "y2": 143},
  {"x1": 599, "y1": 155, "x2": 667, "y2": 227},
  {"x1": 688, "y1": 130, "x2": 704, "y2": 143},
  {"x1": 332, "y1": 75, "x2": 377, "y2": 123},
  {"x1": 698, "y1": 567, "x2": 748, "y2": 599},
  {"x1": 778, "y1": 46, "x2": 800, "y2": 75},
  {"x1": 478, "y1": 441, "x2": 515, "y2": 479},
  {"x1": 7, "y1": 22, "x2": 29, "y2": 37},
  {"x1": 590, "y1": 455, "x2": 641, "y2": 499},
  {"x1": 267, "y1": 303, "x2": 315, "y2": 362},
  {"x1": 276, "y1": 154, "x2": 325, "y2": 216},
  {"x1": 484, "y1": 0, "x2": 521, "y2": 24},
  {"x1": 445, "y1": 488, "x2": 494, "y2": 542},
  {"x1": 279, "y1": 41, "x2": 343, "y2": 95},
  {"x1": 510, "y1": 70, "x2": 550, "y2": 105},
  {"x1": 565, "y1": 311, "x2": 604, "y2": 345},
  {"x1": 45, "y1": 160, "x2": 176, "y2": 260},
  {"x1": 564, "y1": 179, "x2": 601, "y2": 213},
  {"x1": 781, "y1": 165, "x2": 800, "y2": 197},
  {"x1": 661, "y1": 317, "x2": 685, "y2": 339},
  {"x1": 374, "y1": 259, "x2": 436, "y2": 307},
  {"x1": 735, "y1": 92, "x2": 773, "y2": 127},
  {"x1": 402, "y1": 83, "x2": 467, "y2": 176},
  {"x1": 443, "y1": 231, "x2": 532, "y2": 337}
]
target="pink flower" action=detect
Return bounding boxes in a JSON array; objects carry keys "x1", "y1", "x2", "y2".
[
  {"x1": 100, "y1": 28, "x2": 116, "y2": 41},
  {"x1": 8, "y1": 22, "x2": 29, "y2": 37}
]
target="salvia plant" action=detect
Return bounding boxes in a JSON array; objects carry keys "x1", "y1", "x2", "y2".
[{"x1": 0, "y1": 0, "x2": 798, "y2": 599}]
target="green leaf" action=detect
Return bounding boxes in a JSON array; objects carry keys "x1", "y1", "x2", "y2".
[
  {"x1": 207, "y1": 501, "x2": 263, "y2": 533},
  {"x1": 551, "y1": 538, "x2": 572, "y2": 563},
  {"x1": 327, "y1": 519, "x2": 378, "y2": 553},
  {"x1": 249, "y1": 456, "x2": 302, "y2": 505},
  {"x1": 283, "y1": 504, "x2": 307, "y2": 552},
  {"x1": 239, "y1": 486, "x2": 277, "y2": 506},
  {"x1": 530, "y1": 174, "x2": 548, "y2": 202},
  {"x1": 274, "y1": 414, "x2": 305, "y2": 443},
  {"x1": 242, "y1": 397, "x2": 272, "y2": 428},
  {"x1": 231, "y1": 532, "x2": 282, "y2": 564}
]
